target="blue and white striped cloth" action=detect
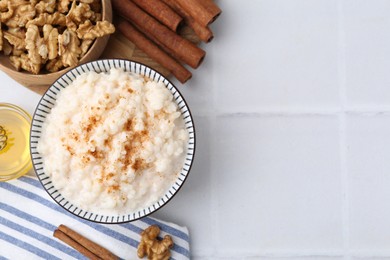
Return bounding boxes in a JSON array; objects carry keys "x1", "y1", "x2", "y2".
[{"x1": 0, "y1": 176, "x2": 190, "y2": 259}]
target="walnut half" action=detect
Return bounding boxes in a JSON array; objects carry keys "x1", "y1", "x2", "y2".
[
  {"x1": 0, "y1": 0, "x2": 14, "y2": 22},
  {"x1": 76, "y1": 20, "x2": 114, "y2": 40},
  {"x1": 137, "y1": 225, "x2": 174, "y2": 260},
  {"x1": 10, "y1": 53, "x2": 41, "y2": 74},
  {"x1": 58, "y1": 29, "x2": 81, "y2": 67}
]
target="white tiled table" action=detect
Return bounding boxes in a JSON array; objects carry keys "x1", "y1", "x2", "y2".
[{"x1": 2, "y1": 0, "x2": 390, "y2": 259}]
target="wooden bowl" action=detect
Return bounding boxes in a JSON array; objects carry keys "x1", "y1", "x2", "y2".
[{"x1": 0, "y1": 0, "x2": 112, "y2": 92}]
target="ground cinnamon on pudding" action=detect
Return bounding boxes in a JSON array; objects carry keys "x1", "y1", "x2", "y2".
[{"x1": 120, "y1": 128, "x2": 150, "y2": 173}]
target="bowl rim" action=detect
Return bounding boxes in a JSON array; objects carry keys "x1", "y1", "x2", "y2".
[{"x1": 30, "y1": 58, "x2": 196, "y2": 223}]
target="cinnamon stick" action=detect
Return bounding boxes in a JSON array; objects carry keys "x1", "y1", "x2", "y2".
[
  {"x1": 162, "y1": 0, "x2": 213, "y2": 43},
  {"x1": 198, "y1": 0, "x2": 222, "y2": 21},
  {"x1": 56, "y1": 225, "x2": 119, "y2": 260},
  {"x1": 117, "y1": 19, "x2": 192, "y2": 83},
  {"x1": 173, "y1": 0, "x2": 218, "y2": 27},
  {"x1": 112, "y1": 0, "x2": 206, "y2": 69},
  {"x1": 128, "y1": 16, "x2": 184, "y2": 62},
  {"x1": 53, "y1": 229, "x2": 100, "y2": 260},
  {"x1": 121, "y1": 18, "x2": 185, "y2": 75},
  {"x1": 131, "y1": 0, "x2": 183, "y2": 32}
]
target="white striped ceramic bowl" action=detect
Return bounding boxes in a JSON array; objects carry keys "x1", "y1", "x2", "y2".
[{"x1": 30, "y1": 59, "x2": 195, "y2": 223}]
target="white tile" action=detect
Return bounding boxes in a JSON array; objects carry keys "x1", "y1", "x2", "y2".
[
  {"x1": 347, "y1": 115, "x2": 390, "y2": 250},
  {"x1": 192, "y1": 257, "x2": 214, "y2": 260},
  {"x1": 213, "y1": 0, "x2": 339, "y2": 112},
  {"x1": 257, "y1": 257, "x2": 344, "y2": 260},
  {"x1": 175, "y1": 49, "x2": 215, "y2": 115},
  {"x1": 152, "y1": 116, "x2": 215, "y2": 256},
  {"x1": 344, "y1": 0, "x2": 390, "y2": 106},
  {"x1": 213, "y1": 116, "x2": 343, "y2": 252},
  {"x1": 0, "y1": 70, "x2": 41, "y2": 115},
  {"x1": 352, "y1": 258, "x2": 390, "y2": 260}
]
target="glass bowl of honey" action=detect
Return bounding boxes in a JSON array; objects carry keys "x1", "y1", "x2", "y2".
[{"x1": 0, "y1": 103, "x2": 32, "y2": 181}]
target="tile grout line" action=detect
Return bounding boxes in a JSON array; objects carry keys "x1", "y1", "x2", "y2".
[
  {"x1": 209, "y1": 42, "x2": 219, "y2": 257},
  {"x1": 211, "y1": 109, "x2": 390, "y2": 118},
  {"x1": 192, "y1": 251, "x2": 390, "y2": 259},
  {"x1": 338, "y1": 0, "x2": 350, "y2": 258},
  {"x1": 209, "y1": 113, "x2": 219, "y2": 257},
  {"x1": 340, "y1": 121, "x2": 351, "y2": 260}
]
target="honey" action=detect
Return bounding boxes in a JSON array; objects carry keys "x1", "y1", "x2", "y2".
[{"x1": 0, "y1": 103, "x2": 32, "y2": 181}]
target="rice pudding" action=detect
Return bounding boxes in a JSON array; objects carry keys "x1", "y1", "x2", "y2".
[{"x1": 37, "y1": 68, "x2": 188, "y2": 215}]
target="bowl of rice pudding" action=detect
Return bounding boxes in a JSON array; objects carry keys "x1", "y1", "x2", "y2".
[{"x1": 30, "y1": 59, "x2": 195, "y2": 223}]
